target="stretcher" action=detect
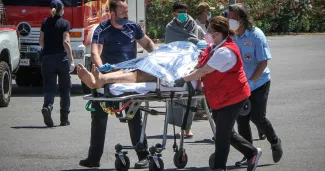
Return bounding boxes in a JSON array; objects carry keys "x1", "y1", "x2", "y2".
[{"x1": 83, "y1": 79, "x2": 216, "y2": 171}]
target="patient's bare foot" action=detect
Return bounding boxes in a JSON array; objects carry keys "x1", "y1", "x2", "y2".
[
  {"x1": 90, "y1": 64, "x2": 105, "y2": 88},
  {"x1": 77, "y1": 64, "x2": 104, "y2": 89}
]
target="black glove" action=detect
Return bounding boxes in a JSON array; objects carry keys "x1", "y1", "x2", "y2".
[{"x1": 174, "y1": 77, "x2": 186, "y2": 87}]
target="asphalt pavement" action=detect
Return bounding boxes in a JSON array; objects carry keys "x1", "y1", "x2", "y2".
[{"x1": 0, "y1": 35, "x2": 325, "y2": 171}]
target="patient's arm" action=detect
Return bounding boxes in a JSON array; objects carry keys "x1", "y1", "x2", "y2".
[{"x1": 77, "y1": 64, "x2": 156, "y2": 89}]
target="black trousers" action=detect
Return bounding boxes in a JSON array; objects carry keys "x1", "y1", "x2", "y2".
[
  {"x1": 212, "y1": 99, "x2": 257, "y2": 170},
  {"x1": 86, "y1": 101, "x2": 148, "y2": 162},
  {"x1": 237, "y1": 81, "x2": 278, "y2": 145},
  {"x1": 41, "y1": 54, "x2": 71, "y2": 114}
]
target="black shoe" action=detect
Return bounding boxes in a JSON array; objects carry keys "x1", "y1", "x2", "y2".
[
  {"x1": 271, "y1": 138, "x2": 283, "y2": 163},
  {"x1": 235, "y1": 157, "x2": 247, "y2": 166},
  {"x1": 258, "y1": 131, "x2": 266, "y2": 140},
  {"x1": 119, "y1": 117, "x2": 128, "y2": 123},
  {"x1": 60, "y1": 109, "x2": 70, "y2": 126},
  {"x1": 41, "y1": 106, "x2": 54, "y2": 127},
  {"x1": 79, "y1": 158, "x2": 100, "y2": 168},
  {"x1": 247, "y1": 148, "x2": 262, "y2": 171},
  {"x1": 60, "y1": 120, "x2": 70, "y2": 126},
  {"x1": 134, "y1": 158, "x2": 149, "y2": 169}
]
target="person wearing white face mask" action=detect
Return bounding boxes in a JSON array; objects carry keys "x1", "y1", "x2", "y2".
[
  {"x1": 172, "y1": 16, "x2": 262, "y2": 171},
  {"x1": 228, "y1": 3, "x2": 283, "y2": 167}
]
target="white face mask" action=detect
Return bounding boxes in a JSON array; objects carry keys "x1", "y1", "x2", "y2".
[
  {"x1": 204, "y1": 32, "x2": 215, "y2": 45},
  {"x1": 229, "y1": 19, "x2": 240, "y2": 30}
]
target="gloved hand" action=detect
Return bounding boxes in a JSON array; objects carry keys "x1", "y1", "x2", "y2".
[
  {"x1": 196, "y1": 40, "x2": 208, "y2": 50},
  {"x1": 98, "y1": 63, "x2": 115, "y2": 72},
  {"x1": 174, "y1": 77, "x2": 186, "y2": 87},
  {"x1": 69, "y1": 63, "x2": 75, "y2": 73}
]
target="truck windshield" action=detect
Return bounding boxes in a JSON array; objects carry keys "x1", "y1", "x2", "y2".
[{"x1": 2, "y1": 0, "x2": 82, "y2": 7}]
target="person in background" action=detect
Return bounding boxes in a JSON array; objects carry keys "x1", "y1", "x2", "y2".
[
  {"x1": 195, "y1": 2, "x2": 215, "y2": 34},
  {"x1": 165, "y1": 1, "x2": 200, "y2": 138},
  {"x1": 79, "y1": 0, "x2": 156, "y2": 169},
  {"x1": 165, "y1": 1, "x2": 199, "y2": 44},
  {"x1": 173, "y1": 16, "x2": 262, "y2": 171},
  {"x1": 39, "y1": 0, "x2": 74, "y2": 127},
  {"x1": 228, "y1": 3, "x2": 283, "y2": 167}
]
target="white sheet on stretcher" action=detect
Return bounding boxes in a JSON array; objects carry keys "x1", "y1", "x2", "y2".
[{"x1": 97, "y1": 81, "x2": 198, "y2": 96}]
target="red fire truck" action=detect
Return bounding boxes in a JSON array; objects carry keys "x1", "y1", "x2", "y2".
[{"x1": 2, "y1": 0, "x2": 146, "y2": 93}]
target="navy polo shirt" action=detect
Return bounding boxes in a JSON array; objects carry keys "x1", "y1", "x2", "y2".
[
  {"x1": 41, "y1": 15, "x2": 70, "y2": 56},
  {"x1": 92, "y1": 20, "x2": 144, "y2": 64}
]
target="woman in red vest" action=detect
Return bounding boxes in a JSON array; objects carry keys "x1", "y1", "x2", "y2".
[{"x1": 173, "y1": 16, "x2": 262, "y2": 171}]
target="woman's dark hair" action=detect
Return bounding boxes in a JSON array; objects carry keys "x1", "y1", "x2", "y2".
[
  {"x1": 173, "y1": 1, "x2": 187, "y2": 12},
  {"x1": 109, "y1": 0, "x2": 126, "y2": 13},
  {"x1": 229, "y1": 3, "x2": 254, "y2": 30},
  {"x1": 209, "y1": 16, "x2": 236, "y2": 39}
]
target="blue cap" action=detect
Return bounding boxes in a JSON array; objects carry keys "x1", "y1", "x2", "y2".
[{"x1": 50, "y1": 0, "x2": 64, "y2": 11}]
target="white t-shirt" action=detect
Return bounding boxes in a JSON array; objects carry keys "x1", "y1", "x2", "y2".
[{"x1": 207, "y1": 40, "x2": 237, "y2": 73}]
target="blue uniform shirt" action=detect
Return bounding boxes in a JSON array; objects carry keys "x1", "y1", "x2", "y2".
[
  {"x1": 232, "y1": 27, "x2": 272, "y2": 91},
  {"x1": 92, "y1": 20, "x2": 144, "y2": 64}
]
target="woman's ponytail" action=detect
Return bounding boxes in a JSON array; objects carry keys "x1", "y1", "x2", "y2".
[
  {"x1": 228, "y1": 29, "x2": 237, "y2": 36},
  {"x1": 50, "y1": 8, "x2": 56, "y2": 17}
]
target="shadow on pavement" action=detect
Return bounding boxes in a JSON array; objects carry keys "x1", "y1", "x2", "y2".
[
  {"x1": 11, "y1": 83, "x2": 85, "y2": 97},
  {"x1": 162, "y1": 164, "x2": 276, "y2": 171},
  {"x1": 184, "y1": 139, "x2": 215, "y2": 145},
  {"x1": 146, "y1": 135, "x2": 196, "y2": 140},
  {"x1": 61, "y1": 169, "x2": 115, "y2": 171},
  {"x1": 11, "y1": 126, "x2": 53, "y2": 129}
]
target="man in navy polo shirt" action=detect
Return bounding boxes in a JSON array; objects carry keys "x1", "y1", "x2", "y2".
[{"x1": 79, "y1": 0, "x2": 155, "y2": 169}]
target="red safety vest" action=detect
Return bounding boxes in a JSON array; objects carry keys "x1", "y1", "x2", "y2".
[{"x1": 198, "y1": 37, "x2": 250, "y2": 110}]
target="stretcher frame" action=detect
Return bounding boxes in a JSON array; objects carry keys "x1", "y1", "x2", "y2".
[{"x1": 83, "y1": 80, "x2": 216, "y2": 171}]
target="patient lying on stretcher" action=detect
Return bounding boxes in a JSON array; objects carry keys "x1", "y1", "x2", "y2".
[
  {"x1": 77, "y1": 41, "x2": 202, "y2": 89},
  {"x1": 77, "y1": 64, "x2": 157, "y2": 89}
]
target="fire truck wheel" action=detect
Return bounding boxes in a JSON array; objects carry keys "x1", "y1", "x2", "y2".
[
  {"x1": 0, "y1": 61, "x2": 12, "y2": 107},
  {"x1": 82, "y1": 81, "x2": 91, "y2": 94}
]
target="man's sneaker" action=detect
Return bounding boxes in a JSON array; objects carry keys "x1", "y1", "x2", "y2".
[
  {"x1": 258, "y1": 131, "x2": 266, "y2": 140},
  {"x1": 41, "y1": 106, "x2": 54, "y2": 127},
  {"x1": 134, "y1": 158, "x2": 149, "y2": 169},
  {"x1": 247, "y1": 148, "x2": 262, "y2": 171},
  {"x1": 271, "y1": 138, "x2": 283, "y2": 163},
  {"x1": 235, "y1": 157, "x2": 248, "y2": 166},
  {"x1": 79, "y1": 158, "x2": 100, "y2": 168}
]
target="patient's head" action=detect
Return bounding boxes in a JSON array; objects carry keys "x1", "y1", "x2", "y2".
[{"x1": 205, "y1": 16, "x2": 236, "y2": 45}]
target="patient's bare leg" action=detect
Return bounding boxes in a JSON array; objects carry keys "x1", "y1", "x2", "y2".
[{"x1": 78, "y1": 64, "x2": 156, "y2": 89}]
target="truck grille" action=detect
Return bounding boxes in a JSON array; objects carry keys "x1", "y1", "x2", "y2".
[{"x1": 20, "y1": 28, "x2": 41, "y2": 44}]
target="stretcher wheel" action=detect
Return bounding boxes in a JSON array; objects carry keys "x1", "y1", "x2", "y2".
[
  {"x1": 209, "y1": 153, "x2": 215, "y2": 169},
  {"x1": 173, "y1": 150, "x2": 188, "y2": 169},
  {"x1": 115, "y1": 155, "x2": 130, "y2": 171},
  {"x1": 149, "y1": 157, "x2": 164, "y2": 171}
]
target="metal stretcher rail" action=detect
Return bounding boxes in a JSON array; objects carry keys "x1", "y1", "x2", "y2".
[{"x1": 82, "y1": 82, "x2": 216, "y2": 171}]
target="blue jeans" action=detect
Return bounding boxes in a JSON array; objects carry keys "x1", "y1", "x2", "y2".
[{"x1": 41, "y1": 54, "x2": 71, "y2": 114}]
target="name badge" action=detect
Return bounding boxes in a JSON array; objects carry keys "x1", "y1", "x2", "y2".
[{"x1": 244, "y1": 41, "x2": 253, "y2": 46}]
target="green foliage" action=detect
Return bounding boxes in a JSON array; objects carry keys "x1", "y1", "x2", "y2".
[{"x1": 145, "y1": 0, "x2": 325, "y2": 39}]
